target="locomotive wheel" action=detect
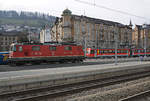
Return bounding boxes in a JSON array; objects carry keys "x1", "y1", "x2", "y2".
[
  {"x1": 59, "y1": 60, "x2": 65, "y2": 63},
  {"x1": 32, "y1": 61, "x2": 41, "y2": 65},
  {"x1": 16, "y1": 62, "x2": 24, "y2": 66},
  {"x1": 8, "y1": 61, "x2": 17, "y2": 66},
  {"x1": 72, "y1": 60, "x2": 76, "y2": 63},
  {"x1": 72, "y1": 59, "x2": 82, "y2": 63},
  {"x1": 77, "y1": 59, "x2": 83, "y2": 63}
]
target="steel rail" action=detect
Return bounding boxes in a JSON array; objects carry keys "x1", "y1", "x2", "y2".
[
  {"x1": 0, "y1": 70, "x2": 149, "y2": 101},
  {"x1": 119, "y1": 89, "x2": 150, "y2": 101}
]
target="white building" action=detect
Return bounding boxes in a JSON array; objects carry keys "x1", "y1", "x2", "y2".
[{"x1": 40, "y1": 28, "x2": 52, "y2": 43}]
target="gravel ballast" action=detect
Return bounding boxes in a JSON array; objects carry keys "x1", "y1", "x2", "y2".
[{"x1": 67, "y1": 77, "x2": 150, "y2": 101}]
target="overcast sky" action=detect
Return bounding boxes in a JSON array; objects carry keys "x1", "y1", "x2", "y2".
[{"x1": 0, "y1": 0, "x2": 150, "y2": 26}]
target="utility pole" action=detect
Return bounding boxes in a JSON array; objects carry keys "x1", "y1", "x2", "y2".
[
  {"x1": 28, "y1": 30, "x2": 31, "y2": 42},
  {"x1": 144, "y1": 28, "x2": 147, "y2": 57},
  {"x1": 95, "y1": 27, "x2": 98, "y2": 58},
  {"x1": 143, "y1": 24, "x2": 147, "y2": 57},
  {"x1": 81, "y1": 16, "x2": 87, "y2": 57},
  {"x1": 114, "y1": 25, "x2": 118, "y2": 65},
  {"x1": 84, "y1": 35, "x2": 87, "y2": 57}
]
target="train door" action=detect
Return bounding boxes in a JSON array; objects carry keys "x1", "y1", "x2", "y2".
[
  {"x1": 130, "y1": 49, "x2": 133, "y2": 57},
  {"x1": 64, "y1": 45, "x2": 72, "y2": 56},
  {"x1": 49, "y1": 46, "x2": 57, "y2": 56}
]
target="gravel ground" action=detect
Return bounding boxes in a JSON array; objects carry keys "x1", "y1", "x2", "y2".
[{"x1": 49, "y1": 77, "x2": 150, "y2": 101}]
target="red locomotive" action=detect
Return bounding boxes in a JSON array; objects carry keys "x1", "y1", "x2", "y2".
[{"x1": 8, "y1": 42, "x2": 85, "y2": 65}]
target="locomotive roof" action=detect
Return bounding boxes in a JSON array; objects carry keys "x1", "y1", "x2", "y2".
[{"x1": 12, "y1": 42, "x2": 79, "y2": 46}]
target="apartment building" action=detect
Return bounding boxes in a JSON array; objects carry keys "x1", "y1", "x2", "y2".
[{"x1": 52, "y1": 9, "x2": 133, "y2": 49}]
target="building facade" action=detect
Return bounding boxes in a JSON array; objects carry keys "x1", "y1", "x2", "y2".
[
  {"x1": 52, "y1": 9, "x2": 133, "y2": 49},
  {"x1": 40, "y1": 27, "x2": 52, "y2": 43},
  {"x1": 132, "y1": 24, "x2": 150, "y2": 48},
  {"x1": 0, "y1": 34, "x2": 18, "y2": 51}
]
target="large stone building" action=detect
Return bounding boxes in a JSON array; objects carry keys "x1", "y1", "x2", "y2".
[
  {"x1": 52, "y1": 9, "x2": 133, "y2": 49},
  {"x1": 0, "y1": 33, "x2": 18, "y2": 51},
  {"x1": 132, "y1": 24, "x2": 150, "y2": 48}
]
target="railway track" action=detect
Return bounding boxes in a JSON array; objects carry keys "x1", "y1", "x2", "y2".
[
  {"x1": 1, "y1": 70, "x2": 150, "y2": 101},
  {"x1": 120, "y1": 90, "x2": 150, "y2": 101}
]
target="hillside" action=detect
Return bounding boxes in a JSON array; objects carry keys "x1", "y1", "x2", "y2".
[{"x1": 0, "y1": 10, "x2": 56, "y2": 27}]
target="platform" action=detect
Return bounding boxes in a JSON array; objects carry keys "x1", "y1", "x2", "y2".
[{"x1": 0, "y1": 61, "x2": 150, "y2": 93}]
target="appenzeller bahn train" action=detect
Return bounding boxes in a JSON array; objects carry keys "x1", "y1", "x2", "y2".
[
  {"x1": 86, "y1": 48, "x2": 150, "y2": 58},
  {"x1": 8, "y1": 42, "x2": 85, "y2": 65}
]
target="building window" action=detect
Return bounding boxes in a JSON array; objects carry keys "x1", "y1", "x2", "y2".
[
  {"x1": 49, "y1": 46, "x2": 56, "y2": 51},
  {"x1": 13, "y1": 37, "x2": 16, "y2": 40},
  {"x1": 32, "y1": 46, "x2": 40, "y2": 51},
  {"x1": 64, "y1": 46, "x2": 72, "y2": 51}
]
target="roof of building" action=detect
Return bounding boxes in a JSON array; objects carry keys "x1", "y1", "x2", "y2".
[
  {"x1": 62, "y1": 8, "x2": 72, "y2": 16},
  {"x1": 71, "y1": 14, "x2": 131, "y2": 29},
  {"x1": 0, "y1": 31, "x2": 20, "y2": 36}
]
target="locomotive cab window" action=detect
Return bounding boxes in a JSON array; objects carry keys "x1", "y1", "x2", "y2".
[
  {"x1": 147, "y1": 49, "x2": 150, "y2": 52},
  {"x1": 32, "y1": 46, "x2": 40, "y2": 51},
  {"x1": 10, "y1": 45, "x2": 16, "y2": 52},
  {"x1": 18, "y1": 46, "x2": 23, "y2": 52},
  {"x1": 50, "y1": 46, "x2": 56, "y2": 51},
  {"x1": 65, "y1": 46, "x2": 72, "y2": 51},
  {"x1": 109, "y1": 50, "x2": 112, "y2": 53}
]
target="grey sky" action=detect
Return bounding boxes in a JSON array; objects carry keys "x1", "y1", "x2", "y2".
[{"x1": 0, "y1": 0, "x2": 150, "y2": 25}]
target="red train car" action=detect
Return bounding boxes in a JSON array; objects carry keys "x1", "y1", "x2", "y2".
[
  {"x1": 86, "y1": 48, "x2": 130, "y2": 58},
  {"x1": 86, "y1": 48, "x2": 95, "y2": 58},
  {"x1": 8, "y1": 42, "x2": 84, "y2": 65},
  {"x1": 132, "y1": 49, "x2": 150, "y2": 56}
]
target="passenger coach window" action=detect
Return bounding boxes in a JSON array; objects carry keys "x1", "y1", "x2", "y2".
[
  {"x1": 50, "y1": 46, "x2": 56, "y2": 51},
  {"x1": 90, "y1": 50, "x2": 94, "y2": 54},
  {"x1": 65, "y1": 46, "x2": 72, "y2": 51},
  {"x1": 18, "y1": 46, "x2": 23, "y2": 52},
  {"x1": 32, "y1": 46, "x2": 40, "y2": 51}
]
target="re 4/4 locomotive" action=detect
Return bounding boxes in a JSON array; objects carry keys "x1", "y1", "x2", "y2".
[
  {"x1": 8, "y1": 42, "x2": 85, "y2": 65},
  {"x1": 86, "y1": 48, "x2": 150, "y2": 58}
]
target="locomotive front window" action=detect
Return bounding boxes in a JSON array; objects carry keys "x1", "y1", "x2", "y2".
[{"x1": 32, "y1": 46, "x2": 40, "y2": 51}]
